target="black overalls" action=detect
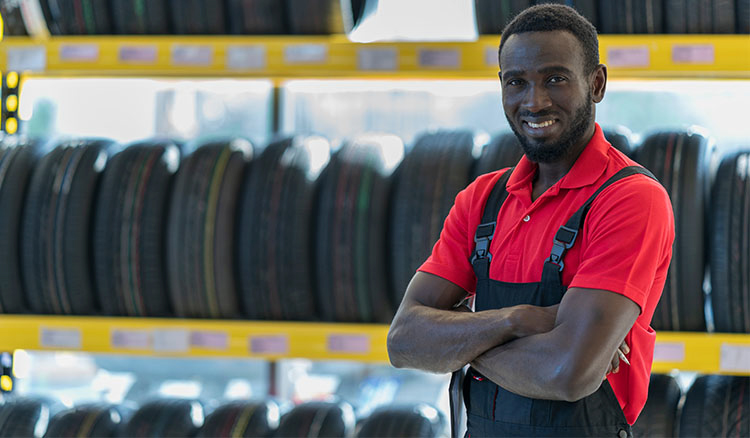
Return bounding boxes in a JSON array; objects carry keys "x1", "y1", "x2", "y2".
[{"x1": 464, "y1": 165, "x2": 656, "y2": 438}]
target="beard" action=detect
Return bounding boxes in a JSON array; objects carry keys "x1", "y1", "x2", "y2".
[{"x1": 505, "y1": 96, "x2": 593, "y2": 164}]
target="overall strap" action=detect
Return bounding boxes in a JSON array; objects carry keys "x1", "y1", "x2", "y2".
[
  {"x1": 471, "y1": 168, "x2": 514, "y2": 281},
  {"x1": 542, "y1": 166, "x2": 658, "y2": 285}
]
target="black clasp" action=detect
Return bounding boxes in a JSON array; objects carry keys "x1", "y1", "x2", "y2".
[
  {"x1": 470, "y1": 222, "x2": 496, "y2": 264},
  {"x1": 546, "y1": 225, "x2": 579, "y2": 272}
]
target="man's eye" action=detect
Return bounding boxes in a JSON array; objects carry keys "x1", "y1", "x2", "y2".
[
  {"x1": 548, "y1": 76, "x2": 566, "y2": 84},
  {"x1": 507, "y1": 79, "x2": 524, "y2": 86}
]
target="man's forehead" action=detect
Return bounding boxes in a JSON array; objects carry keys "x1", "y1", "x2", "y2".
[{"x1": 500, "y1": 30, "x2": 585, "y2": 68}]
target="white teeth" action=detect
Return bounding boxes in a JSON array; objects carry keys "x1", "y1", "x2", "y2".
[{"x1": 527, "y1": 120, "x2": 555, "y2": 128}]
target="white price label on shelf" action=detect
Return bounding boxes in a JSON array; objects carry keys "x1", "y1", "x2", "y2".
[
  {"x1": 60, "y1": 44, "x2": 99, "y2": 62},
  {"x1": 653, "y1": 341, "x2": 685, "y2": 362},
  {"x1": 357, "y1": 48, "x2": 398, "y2": 71},
  {"x1": 40, "y1": 327, "x2": 81, "y2": 349},
  {"x1": 171, "y1": 45, "x2": 214, "y2": 66},
  {"x1": 672, "y1": 45, "x2": 715, "y2": 64},
  {"x1": 607, "y1": 47, "x2": 650, "y2": 68},
  {"x1": 190, "y1": 331, "x2": 228, "y2": 350},
  {"x1": 227, "y1": 46, "x2": 267, "y2": 70},
  {"x1": 719, "y1": 344, "x2": 750, "y2": 372},
  {"x1": 249, "y1": 335, "x2": 289, "y2": 355},
  {"x1": 327, "y1": 334, "x2": 370, "y2": 354},
  {"x1": 284, "y1": 44, "x2": 328, "y2": 64},
  {"x1": 418, "y1": 48, "x2": 460, "y2": 68},
  {"x1": 485, "y1": 46, "x2": 497, "y2": 67},
  {"x1": 111, "y1": 330, "x2": 151, "y2": 349},
  {"x1": 152, "y1": 329, "x2": 190, "y2": 353},
  {"x1": 119, "y1": 46, "x2": 157, "y2": 63},
  {"x1": 7, "y1": 47, "x2": 47, "y2": 72}
]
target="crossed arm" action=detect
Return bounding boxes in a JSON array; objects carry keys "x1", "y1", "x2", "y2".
[{"x1": 387, "y1": 271, "x2": 640, "y2": 401}]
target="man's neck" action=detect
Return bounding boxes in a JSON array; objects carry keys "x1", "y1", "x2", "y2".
[{"x1": 530, "y1": 124, "x2": 596, "y2": 201}]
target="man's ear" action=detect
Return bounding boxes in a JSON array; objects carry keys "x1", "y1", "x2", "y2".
[{"x1": 591, "y1": 64, "x2": 607, "y2": 103}]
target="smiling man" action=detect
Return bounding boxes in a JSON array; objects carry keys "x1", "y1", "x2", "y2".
[{"x1": 387, "y1": 4, "x2": 675, "y2": 437}]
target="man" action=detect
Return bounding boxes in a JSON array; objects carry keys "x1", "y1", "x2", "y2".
[{"x1": 387, "y1": 4, "x2": 674, "y2": 437}]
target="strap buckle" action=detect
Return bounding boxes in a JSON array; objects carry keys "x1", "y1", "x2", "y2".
[
  {"x1": 470, "y1": 222, "x2": 495, "y2": 264},
  {"x1": 546, "y1": 225, "x2": 579, "y2": 272}
]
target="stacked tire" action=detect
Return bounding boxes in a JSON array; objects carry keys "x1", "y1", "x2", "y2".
[{"x1": 389, "y1": 131, "x2": 475, "y2": 305}]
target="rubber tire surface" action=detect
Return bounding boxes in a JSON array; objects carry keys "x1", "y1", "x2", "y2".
[
  {"x1": 356, "y1": 404, "x2": 444, "y2": 438},
  {"x1": 45, "y1": 404, "x2": 123, "y2": 437},
  {"x1": 274, "y1": 401, "x2": 354, "y2": 438},
  {"x1": 602, "y1": 126, "x2": 636, "y2": 158},
  {"x1": 0, "y1": 399, "x2": 51, "y2": 437},
  {"x1": 738, "y1": 0, "x2": 750, "y2": 32},
  {"x1": 0, "y1": 141, "x2": 39, "y2": 313},
  {"x1": 93, "y1": 141, "x2": 177, "y2": 317},
  {"x1": 710, "y1": 150, "x2": 750, "y2": 333},
  {"x1": 285, "y1": 0, "x2": 349, "y2": 34},
  {"x1": 111, "y1": 0, "x2": 169, "y2": 34},
  {"x1": 631, "y1": 374, "x2": 681, "y2": 438},
  {"x1": 226, "y1": 0, "x2": 287, "y2": 34},
  {"x1": 124, "y1": 399, "x2": 203, "y2": 437},
  {"x1": 680, "y1": 375, "x2": 750, "y2": 437},
  {"x1": 197, "y1": 401, "x2": 279, "y2": 437},
  {"x1": 636, "y1": 131, "x2": 709, "y2": 331}
]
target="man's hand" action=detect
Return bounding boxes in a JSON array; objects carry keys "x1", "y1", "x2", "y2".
[
  {"x1": 509, "y1": 304, "x2": 558, "y2": 338},
  {"x1": 605, "y1": 340, "x2": 630, "y2": 376}
]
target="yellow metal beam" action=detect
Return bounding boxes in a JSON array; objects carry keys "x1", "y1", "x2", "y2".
[
  {"x1": 1, "y1": 315, "x2": 749, "y2": 374},
  {"x1": 0, "y1": 35, "x2": 747, "y2": 79}
]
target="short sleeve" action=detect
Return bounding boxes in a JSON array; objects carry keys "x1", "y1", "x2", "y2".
[
  {"x1": 569, "y1": 175, "x2": 675, "y2": 310},
  {"x1": 417, "y1": 171, "x2": 504, "y2": 295}
]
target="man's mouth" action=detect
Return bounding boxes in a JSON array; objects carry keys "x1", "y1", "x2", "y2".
[{"x1": 525, "y1": 120, "x2": 557, "y2": 129}]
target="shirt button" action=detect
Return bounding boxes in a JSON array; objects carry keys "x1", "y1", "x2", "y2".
[
  {"x1": 523, "y1": 215, "x2": 530, "y2": 222},
  {"x1": 618, "y1": 429, "x2": 629, "y2": 438}
]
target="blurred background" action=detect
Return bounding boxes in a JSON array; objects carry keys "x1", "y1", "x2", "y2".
[{"x1": 0, "y1": 0, "x2": 748, "y2": 437}]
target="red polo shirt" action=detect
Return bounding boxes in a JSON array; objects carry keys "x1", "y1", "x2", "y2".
[{"x1": 419, "y1": 124, "x2": 675, "y2": 425}]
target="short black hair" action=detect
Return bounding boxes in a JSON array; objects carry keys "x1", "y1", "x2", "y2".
[{"x1": 498, "y1": 4, "x2": 599, "y2": 74}]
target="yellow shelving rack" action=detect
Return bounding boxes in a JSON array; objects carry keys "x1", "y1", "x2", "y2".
[
  {"x1": 0, "y1": 35, "x2": 748, "y2": 79},
  {"x1": 0, "y1": 34, "x2": 748, "y2": 377},
  {"x1": 0, "y1": 315, "x2": 748, "y2": 376}
]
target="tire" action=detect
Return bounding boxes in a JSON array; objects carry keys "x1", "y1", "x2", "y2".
[
  {"x1": 0, "y1": 398, "x2": 54, "y2": 437},
  {"x1": 389, "y1": 132, "x2": 474, "y2": 309},
  {"x1": 636, "y1": 131, "x2": 710, "y2": 331},
  {"x1": 226, "y1": 0, "x2": 288, "y2": 34},
  {"x1": 170, "y1": 0, "x2": 225, "y2": 34},
  {"x1": 44, "y1": 404, "x2": 123, "y2": 437},
  {"x1": 166, "y1": 139, "x2": 251, "y2": 318},
  {"x1": 738, "y1": 0, "x2": 750, "y2": 32},
  {"x1": 472, "y1": 132, "x2": 523, "y2": 179},
  {"x1": 713, "y1": 0, "x2": 736, "y2": 32},
  {"x1": 237, "y1": 137, "x2": 323, "y2": 320},
  {"x1": 356, "y1": 404, "x2": 444, "y2": 438},
  {"x1": 710, "y1": 150, "x2": 750, "y2": 333},
  {"x1": 0, "y1": 139, "x2": 39, "y2": 313},
  {"x1": 680, "y1": 375, "x2": 750, "y2": 437},
  {"x1": 286, "y1": 0, "x2": 370, "y2": 34},
  {"x1": 93, "y1": 141, "x2": 178, "y2": 317},
  {"x1": 0, "y1": 0, "x2": 30, "y2": 35},
  {"x1": 197, "y1": 400, "x2": 280, "y2": 437},
  {"x1": 603, "y1": 126, "x2": 636, "y2": 158},
  {"x1": 315, "y1": 137, "x2": 398, "y2": 322},
  {"x1": 20, "y1": 140, "x2": 112, "y2": 315},
  {"x1": 124, "y1": 399, "x2": 204, "y2": 437},
  {"x1": 666, "y1": 0, "x2": 688, "y2": 32},
  {"x1": 631, "y1": 374, "x2": 681, "y2": 438},
  {"x1": 111, "y1": 0, "x2": 169, "y2": 34},
  {"x1": 274, "y1": 401, "x2": 355, "y2": 438}
]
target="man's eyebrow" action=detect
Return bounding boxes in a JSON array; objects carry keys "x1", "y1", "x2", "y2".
[
  {"x1": 538, "y1": 65, "x2": 575, "y2": 76},
  {"x1": 500, "y1": 69, "x2": 524, "y2": 80}
]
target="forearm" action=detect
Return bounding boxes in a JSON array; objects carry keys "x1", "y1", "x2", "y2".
[{"x1": 387, "y1": 303, "x2": 518, "y2": 374}]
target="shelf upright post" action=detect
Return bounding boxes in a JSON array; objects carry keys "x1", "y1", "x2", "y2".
[
  {"x1": 1, "y1": 71, "x2": 21, "y2": 135},
  {"x1": 0, "y1": 352, "x2": 13, "y2": 393}
]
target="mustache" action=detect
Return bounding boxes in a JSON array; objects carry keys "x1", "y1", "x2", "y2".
[{"x1": 519, "y1": 110, "x2": 556, "y2": 118}]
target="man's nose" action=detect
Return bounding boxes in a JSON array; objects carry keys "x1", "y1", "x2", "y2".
[{"x1": 522, "y1": 84, "x2": 552, "y2": 113}]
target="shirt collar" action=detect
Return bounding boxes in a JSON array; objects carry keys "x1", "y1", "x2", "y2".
[{"x1": 506, "y1": 123, "x2": 610, "y2": 194}]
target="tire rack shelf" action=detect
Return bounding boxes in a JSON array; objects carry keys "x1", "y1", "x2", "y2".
[
  {"x1": 0, "y1": 316, "x2": 749, "y2": 375},
  {"x1": 0, "y1": 35, "x2": 748, "y2": 79}
]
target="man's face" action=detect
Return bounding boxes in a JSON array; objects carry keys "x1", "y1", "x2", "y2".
[{"x1": 499, "y1": 30, "x2": 603, "y2": 163}]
